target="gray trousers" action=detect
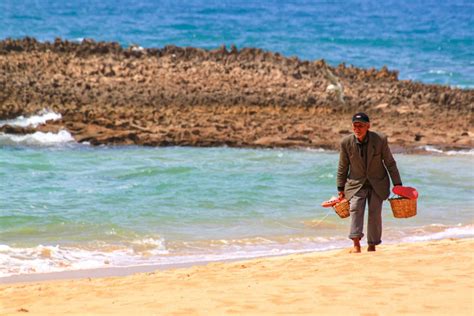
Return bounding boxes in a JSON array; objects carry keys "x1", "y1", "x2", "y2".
[{"x1": 348, "y1": 187, "x2": 383, "y2": 245}]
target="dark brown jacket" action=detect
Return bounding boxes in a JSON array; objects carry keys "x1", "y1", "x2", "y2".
[{"x1": 337, "y1": 131, "x2": 402, "y2": 200}]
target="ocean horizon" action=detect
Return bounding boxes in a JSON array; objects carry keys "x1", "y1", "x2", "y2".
[{"x1": 1, "y1": 0, "x2": 473, "y2": 88}]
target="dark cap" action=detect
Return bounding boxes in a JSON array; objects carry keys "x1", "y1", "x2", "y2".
[{"x1": 352, "y1": 112, "x2": 370, "y2": 123}]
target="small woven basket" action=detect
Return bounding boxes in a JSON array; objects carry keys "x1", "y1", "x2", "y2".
[
  {"x1": 333, "y1": 199, "x2": 350, "y2": 218},
  {"x1": 389, "y1": 197, "x2": 417, "y2": 218}
]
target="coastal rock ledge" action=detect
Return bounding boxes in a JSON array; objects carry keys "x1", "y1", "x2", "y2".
[{"x1": 0, "y1": 37, "x2": 472, "y2": 151}]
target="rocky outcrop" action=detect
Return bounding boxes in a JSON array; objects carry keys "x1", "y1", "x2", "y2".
[{"x1": 0, "y1": 37, "x2": 472, "y2": 150}]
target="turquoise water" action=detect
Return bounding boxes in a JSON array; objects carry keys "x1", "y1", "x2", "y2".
[
  {"x1": 0, "y1": 143, "x2": 472, "y2": 277},
  {"x1": 1, "y1": 0, "x2": 473, "y2": 87}
]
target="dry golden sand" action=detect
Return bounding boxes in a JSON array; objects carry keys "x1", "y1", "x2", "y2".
[{"x1": 1, "y1": 238, "x2": 473, "y2": 315}]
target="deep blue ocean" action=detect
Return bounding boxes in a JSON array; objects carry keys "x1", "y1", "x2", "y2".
[{"x1": 1, "y1": 0, "x2": 473, "y2": 87}]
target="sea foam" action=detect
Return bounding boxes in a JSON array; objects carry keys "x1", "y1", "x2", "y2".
[
  {"x1": 0, "y1": 235, "x2": 346, "y2": 278},
  {"x1": 0, "y1": 110, "x2": 75, "y2": 146},
  {"x1": 419, "y1": 145, "x2": 474, "y2": 156},
  {"x1": 0, "y1": 224, "x2": 472, "y2": 278},
  {"x1": 0, "y1": 109, "x2": 62, "y2": 128},
  {"x1": 0, "y1": 237, "x2": 169, "y2": 277},
  {"x1": 401, "y1": 224, "x2": 474, "y2": 242},
  {"x1": 0, "y1": 130, "x2": 74, "y2": 146}
]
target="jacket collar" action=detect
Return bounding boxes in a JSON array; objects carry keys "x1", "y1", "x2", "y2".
[
  {"x1": 355, "y1": 133, "x2": 369, "y2": 145},
  {"x1": 351, "y1": 131, "x2": 376, "y2": 170}
]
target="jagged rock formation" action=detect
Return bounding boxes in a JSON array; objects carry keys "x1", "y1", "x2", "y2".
[{"x1": 0, "y1": 37, "x2": 472, "y2": 150}]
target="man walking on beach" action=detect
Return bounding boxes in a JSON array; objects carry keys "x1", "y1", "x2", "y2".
[{"x1": 337, "y1": 113, "x2": 402, "y2": 253}]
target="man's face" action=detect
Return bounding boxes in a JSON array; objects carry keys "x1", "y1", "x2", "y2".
[{"x1": 352, "y1": 122, "x2": 370, "y2": 140}]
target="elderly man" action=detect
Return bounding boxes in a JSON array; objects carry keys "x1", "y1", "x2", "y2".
[{"x1": 337, "y1": 113, "x2": 402, "y2": 253}]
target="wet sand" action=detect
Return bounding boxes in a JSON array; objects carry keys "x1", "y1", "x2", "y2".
[{"x1": 1, "y1": 238, "x2": 473, "y2": 315}]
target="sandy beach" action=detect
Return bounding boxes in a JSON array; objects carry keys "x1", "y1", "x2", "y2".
[{"x1": 1, "y1": 238, "x2": 472, "y2": 315}]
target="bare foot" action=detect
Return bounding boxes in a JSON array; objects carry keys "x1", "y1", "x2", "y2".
[
  {"x1": 367, "y1": 245, "x2": 376, "y2": 252},
  {"x1": 350, "y1": 238, "x2": 361, "y2": 253},
  {"x1": 349, "y1": 246, "x2": 361, "y2": 253}
]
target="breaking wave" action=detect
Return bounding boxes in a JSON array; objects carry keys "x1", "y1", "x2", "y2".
[
  {"x1": 418, "y1": 145, "x2": 474, "y2": 156},
  {"x1": 0, "y1": 109, "x2": 62, "y2": 128},
  {"x1": 0, "y1": 110, "x2": 76, "y2": 146}
]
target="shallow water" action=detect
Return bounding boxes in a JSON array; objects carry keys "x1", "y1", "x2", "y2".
[{"x1": 0, "y1": 141, "x2": 472, "y2": 277}]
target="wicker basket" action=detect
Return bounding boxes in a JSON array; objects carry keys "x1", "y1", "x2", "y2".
[
  {"x1": 333, "y1": 199, "x2": 350, "y2": 218},
  {"x1": 389, "y1": 197, "x2": 417, "y2": 218}
]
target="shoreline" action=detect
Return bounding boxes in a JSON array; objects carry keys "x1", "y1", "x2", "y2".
[
  {"x1": 1, "y1": 132, "x2": 472, "y2": 156},
  {"x1": 1, "y1": 115, "x2": 473, "y2": 154},
  {"x1": 1, "y1": 238, "x2": 472, "y2": 315},
  {"x1": 1, "y1": 237, "x2": 471, "y2": 285}
]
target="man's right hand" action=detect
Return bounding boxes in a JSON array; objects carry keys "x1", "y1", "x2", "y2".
[{"x1": 338, "y1": 191, "x2": 345, "y2": 199}]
